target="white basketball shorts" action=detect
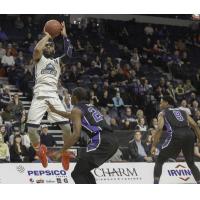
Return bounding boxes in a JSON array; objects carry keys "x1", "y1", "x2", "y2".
[{"x1": 27, "y1": 95, "x2": 69, "y2": 127}]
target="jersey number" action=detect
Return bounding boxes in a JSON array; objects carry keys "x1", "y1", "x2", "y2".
[
  {"x1": 172, "y1": 110, "x2": 184, "y2": 122},
  {"x1": 88, "y1": 107, "x2": 103, "y2": 123}
]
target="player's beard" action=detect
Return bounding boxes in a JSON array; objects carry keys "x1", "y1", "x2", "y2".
[{"x1": 43, "y1": 49, "x2": 54, "y2": 58}]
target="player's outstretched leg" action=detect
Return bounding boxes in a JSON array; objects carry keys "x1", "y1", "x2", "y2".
[{"x1": 28, "y1": 126, "x2": 48, "y2": 168}]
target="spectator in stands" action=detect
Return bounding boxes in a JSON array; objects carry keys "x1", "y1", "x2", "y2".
[
  {"x1": 130, "y1": 48, "x2": 140, "y2": 67},
  {"x1": 144, "y1": 24, "x2": 154, "y2": 36},
  {"x1": 0, "y1": 124, "x2": 9, "y2": 143},
  {"x1": 0, "y1": 86, "x2": 12, "y2": 109},
  {"x1": 0, "y1": 26, "x2": 8, "y2": 41},
  {"x1": 28, "y1": 40, "x2": 37, "y2": 53},
  {"x1": 99, "y1": 90, "x2": 111, "y2": 107},
  {"x1": 101, "y1": 107, "x2": 111, "y2": 126},
  {"x1": 112, "y1": 92, "x2": 124, "y2": 109},
  {"x1": 128, "y1": 131, "x2": 153, "y2": 162},
  {"x1": 136, "y1": 109, "x2": 145, "y2": 120},
  {"x1": 166, "y1": 83, "x2": 176, "y2": 103},
  {"x1": 14, "y1": 16, "x2": 24, "y2": 30},
  {"x1": 110, "y1": 118, "x2": 119, "y2": 130},
  {"x1": 15, "y1": 51, "x2": 25, "y2": 67},
  {"x1": 175, "y1": 83, "x2": 185, "y2": 100},
  {"x1": 179, "y1": 99, "x2": 191, "y2": 115},
  {"x1": 181, "y1": 51, "x2": 190, "y2": 65},
  {"x1": 136, "y1": 117, "x2": 148, "y2": 131},
  {"x1": 40, "y1": 124, "x2": 56, "y2": 147},
  {"x1": 0, "y1": 134, "x2": 9, "y2": 162},
  {"x1": 184, "y1": 79, "x2": 196, "y2": 94},
  {"x1": 8, "y1": 94, "x2": 24, "y2": 122},
  {"x1": 6, "y1": 43, "x2": 17, "y2": 57},
  {"x1": 0, "y1": 42, "x2": 6, "y2": 60},
  {"x1": 121, "y1": 107, "x2": 137, "y2": 130},
  {"x1": 150, "y1": 118, "x2": 158, "y2": 129},
  {"x1": 90, "y1": 90, "x2": 99, "y2": 107},
  {"x1": 154, "y1": 86, "x2": 164, "y2": 101},
  {"x1": 144, "y1": 134, "x2": 153, "y2": 156},
  {"x1": 1, "y1": 50, "x2": 15, "y2": 70},
  {"x1": 10, "y1": 134, "x2": 31, "y2": 162}
]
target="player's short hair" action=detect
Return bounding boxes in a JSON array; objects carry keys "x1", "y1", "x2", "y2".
[
  {"x1": 162, "y1": 95, "x2": 175, "y2": 106},
  {"x1": 72, "y1": 87, "x2": 88, "y2": 101}
]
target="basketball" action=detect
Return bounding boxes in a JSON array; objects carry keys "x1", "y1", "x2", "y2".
[{"x1": 44, "y1": 19, "x2": 62, "y2": 38}]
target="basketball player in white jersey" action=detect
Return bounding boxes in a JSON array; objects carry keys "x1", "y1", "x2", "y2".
[{"x1": 27, "y1": 21, "x2": 73, "y2": 168}]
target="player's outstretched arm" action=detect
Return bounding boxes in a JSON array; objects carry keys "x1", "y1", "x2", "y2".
[
  {"x1": 151, "y1": 112, "x2": 164, "y2": 156},
  {"x1": 59, "y1": 21, "x2": 73, "y2": 63},
  {"x1": 33, "y1": 28, "x2": 52, "y2": 62},
  {"x1": 46, "y1": 100, "x2": 71, "y2": 119},
  {"x1": 187, "y1": 114, "x2": 200, "y2": 142}
]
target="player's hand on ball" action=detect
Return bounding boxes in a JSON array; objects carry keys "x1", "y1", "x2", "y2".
[
  {"x1": 61, "y1": 21, "x2": 67, "y2": 37},
  {"x1": 46, "y1": 100, "x2": 56, "y2": 112},
  {"x1": 43, "y1": 27, "x2": 52, "y2": 38},
  {"x1": 151, "y1": 146, "x2": 156, "y2": 156}
]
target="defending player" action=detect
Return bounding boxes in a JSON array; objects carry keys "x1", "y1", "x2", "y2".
[
  {"x1": 46, "y1": 87, "x2": 119, "y2": 184},
  {"x1": 151, "y1": 96, "x2": 200, "y2": 184},
  {"x1": 27, "y1": 21, "x2": 73, "y2": 168}
]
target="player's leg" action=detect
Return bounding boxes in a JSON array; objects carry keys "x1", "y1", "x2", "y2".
[
  {"x1": 47, "y1": 97, "x2": 72, "y2": 139},
  {"x1": 27, "y1": 97, "x2": 48, "y2": 167},
  {"x1": 27, "y1": 97, "x2": 48, "y2": 147},
  {"x1": 182, "y1": 132, "x2": 200, "y2": 184},
  {"x1": 154, "y1": 137, "x2": 181, "y2": 184},
  {"x1": 47, "y1": 97, "x2": 73, "y2": 169},
  {"x1": 71, "y1": 159, "x2": 97, "y2": 184}
]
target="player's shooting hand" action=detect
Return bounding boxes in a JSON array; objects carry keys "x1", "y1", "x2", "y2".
[
  {"x1": 46, "y1": 100, "x2": 56, "y2": 113},
  {"x1": 43, "y1": 27, "x2": 52, "y2": 38},
  {"x1": 61, "y1": 21, "x2": 67, "y2": 37},
  {"x1": 151, "y1": 146, "x2": 156, "y2": 156}
]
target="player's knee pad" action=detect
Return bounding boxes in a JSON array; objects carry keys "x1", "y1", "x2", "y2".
[{"x1": 28, "y1": 127, "x2": 40, "y2": 145}]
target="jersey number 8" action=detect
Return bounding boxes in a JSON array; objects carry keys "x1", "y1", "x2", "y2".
[{"x1": 172, "y1": 110, "x2": 184, "y2": 122}]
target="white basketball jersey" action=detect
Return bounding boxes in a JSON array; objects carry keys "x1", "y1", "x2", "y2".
[{"x1": 34, "y1": 55, "x2": 60, "y2": 97}]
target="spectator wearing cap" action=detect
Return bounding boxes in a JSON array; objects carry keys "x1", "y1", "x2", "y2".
[
  {"x1": 40, "y1": 125, "x2": 56, "y2": 147},
  {"x1": 0, "y1": 134, "x2": 10, "y2": 162}
]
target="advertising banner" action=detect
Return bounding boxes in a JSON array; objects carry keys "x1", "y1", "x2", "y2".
[{"x1": 0, "y1": 162, "x2": 199, "y2": 184}]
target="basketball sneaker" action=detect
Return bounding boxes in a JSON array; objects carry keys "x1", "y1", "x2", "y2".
[
  {"x1": 61, "y1": 151, "x2": 75, "y2": 170},
  {"x1": 38, "y1": 144, "x2": 48, "y2": 168}
]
